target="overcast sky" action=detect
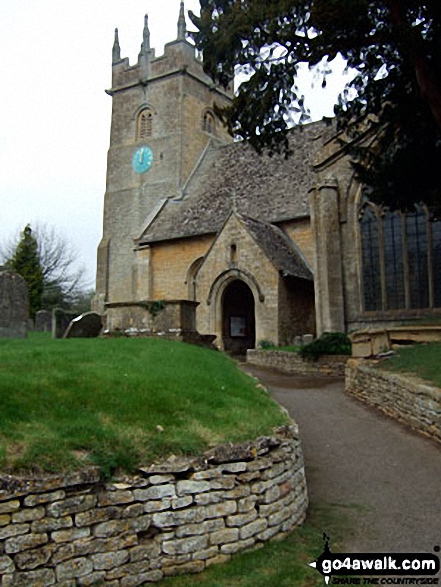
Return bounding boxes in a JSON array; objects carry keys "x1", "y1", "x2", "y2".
[{"x1": 0, "y1": 1, "x2": 351, "y2": 288}]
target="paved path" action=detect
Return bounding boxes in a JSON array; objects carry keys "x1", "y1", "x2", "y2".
[{"x1": 244, "y1": 366, "x2": 441, "y2": 555}]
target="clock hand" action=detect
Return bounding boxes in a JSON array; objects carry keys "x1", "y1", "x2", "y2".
[{"x1": 139, "y1": 148, "x2": 144, "y2": 163}]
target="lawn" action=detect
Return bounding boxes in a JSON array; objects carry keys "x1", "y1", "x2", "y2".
[
  {"x1": 160, "y1": 501, "x2": 350, "y2": 587},
  {"x1": 0, "y1": 334, "x2": 288, "y2": 474},
  {"x1": 264, "y1": 344, "x2": 303, "y2": 353},
  {"x1": 378, "y1": 342, "x2": 441, "y2": 388}
]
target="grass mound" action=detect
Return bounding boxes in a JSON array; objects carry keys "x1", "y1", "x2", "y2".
[
  {"x1": 377, "y1": 342, "x2": 441, "y2": 388},
  {"x1": 0, "y1": 335, "x2": 288, "y2": 475}
]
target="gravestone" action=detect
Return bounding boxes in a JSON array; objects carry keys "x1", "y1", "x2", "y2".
[
  {"x1": 0, "y1": 270, "x2": 29, "y2": 338},
  {"x1": 35, "y1": 310, "x2": 52, "y2": 332},
  {"x1": 64, "y1": 312, "x2": 102, "y2": 338},
  {"x1": 52, "y1": 308, "x2": 78, "y2": 338}
]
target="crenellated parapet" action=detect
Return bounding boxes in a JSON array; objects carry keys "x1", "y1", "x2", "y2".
[{"x1": 108, "y1": 4, "x2": 233, "y2": 100}]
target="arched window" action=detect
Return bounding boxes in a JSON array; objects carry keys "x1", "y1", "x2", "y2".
[
  {"x1": 186, "y1": 257, "x2": 204, "y2": 301},
  {"x1": 137, "y1": 108, "x2": 152, "y2": 139},
  {"x1": 202, "y1": 110, "x2": 215, "y2": 134},
  {"x1": 359, "y1": 202, "x2": 441, "y2": 312}
]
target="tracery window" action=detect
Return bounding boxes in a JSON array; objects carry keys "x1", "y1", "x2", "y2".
[
  {"x1": 137, "y1": 108, "x2": 152, "y2": 139},
  {"x1": 359, "y1": 203, "x2": 441, "y2": 312}
]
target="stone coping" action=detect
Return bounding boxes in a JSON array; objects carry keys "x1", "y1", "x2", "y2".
[
  {"x1": 345, "y1": 358, "x2": 441, "y2": 445},
  {"x1": 0, "y1": 425, "x2": 308, "y2": 586},
  {"x1": 350, "y1": 326, "x2": 441, "y2": 357}
]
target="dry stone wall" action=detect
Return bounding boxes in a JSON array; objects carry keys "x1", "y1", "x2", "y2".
[
  {"x1": 0, "y1": 425, "x2": 307, "y2": 586},
  {"x1": 247, "y1": 350, "x2": 349, "y2": 377},
  {"x1": 345, "y1": 359, "x2": 441, "y2": 444}
]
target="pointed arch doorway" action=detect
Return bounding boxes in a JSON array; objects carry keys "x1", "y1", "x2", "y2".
[{"x1": 221, "y1": 279, "x2": 255, "y2": 355}]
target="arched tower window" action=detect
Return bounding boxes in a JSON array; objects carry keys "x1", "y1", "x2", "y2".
[
  {"x1": 202, "y1": 110, "x2": 215, "y2": 134},
  {"x1": 137, "y1": 108, "x2": 153, "y2": 139}
]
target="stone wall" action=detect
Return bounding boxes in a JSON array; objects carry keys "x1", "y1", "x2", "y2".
[
  {"x1": 150, "y1": 236, "x2": 213, "y2": 301},
  {"x1": 345, "y1": 359, "x2": 441, "y2": 444},
  {"x1": 247, "y1": 350, "x2": 349, "y2": 377},
  {"x1": 278, "y1": 276, "x2": 316, "y2": 345},
  {"x1": 104, "y1": 300, "x2": 198, "y2": 336},
  {"x1": 350, "y1": 326, "x2": 441, "y2": 358},
  {"x1": 0, "y1": 425, "x2": 307, "y2": 586},
  {"x1": 282, "y1": 218, "x2": 314, "y2": 268}
]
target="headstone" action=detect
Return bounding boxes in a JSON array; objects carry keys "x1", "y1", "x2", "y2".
[
  {"x1": 64, "y1": 312, "x2": 103, "y2": 338},
  {"x1": 52, "y1": 308, "x2": 78, "y2": 339},
  {"x1": 302, "y1": 334, "x2": 314, "y2": 345},
  {"x1": 35, "y1": 310, "x2": 52, "y2": 332},
  {"x1": 0, "y1": 270, "x2": 29, "y2": 338}
]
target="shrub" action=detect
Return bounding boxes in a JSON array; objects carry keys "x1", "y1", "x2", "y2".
[{"x1": 300, "y1": 332, "x2": 351, "y2": 360}]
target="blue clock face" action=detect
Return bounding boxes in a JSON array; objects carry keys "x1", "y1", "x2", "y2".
[{"x1": 132, "y1": 146, "x2": 153, "y2": 174}]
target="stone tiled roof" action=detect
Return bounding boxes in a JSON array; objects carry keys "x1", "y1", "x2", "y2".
[
  {"x1": 238, "y1": 214, "x2": 313, "y2": 280},
  {"x1": 138, "y1": 120, "x2": 331, "y2": 244}
]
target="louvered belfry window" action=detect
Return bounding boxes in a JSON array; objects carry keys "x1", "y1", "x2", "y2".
[{"x1": 138, "y1": 108, "x2": 152, "y2": 139}]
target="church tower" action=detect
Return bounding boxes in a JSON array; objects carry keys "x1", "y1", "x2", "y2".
[{"x1": 94, "y1": 3, "x2": 233, "y2": 313}]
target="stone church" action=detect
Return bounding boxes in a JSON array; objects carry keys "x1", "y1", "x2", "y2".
[{"x1": 93, "y1": 3, "x2": 441, "y2": 352}]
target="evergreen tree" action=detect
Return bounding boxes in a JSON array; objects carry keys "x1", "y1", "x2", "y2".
[
  {"x1": 7, "y1": 225, "x2": 44, "y2": 320},
  {"x1": 190, "y1": 0, "x2": 441, "y2": 211},
  {"x1": 2, "y1": 223, "x2": 87, "y2": 315}
]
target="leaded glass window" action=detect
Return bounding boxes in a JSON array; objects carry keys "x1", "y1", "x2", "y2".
[
  {"x1": 359, "y1": 201, "x2": 440, "y2": 313},
  {"x1": 360, "y1": 206, "x2": 382, "y2": 311},
  {"x1": 432, "y1": 218, "x2": 441, "y2": 308},
  {"x1": 407, "y1": 207, "x2": 429, "y2": 309},
  {"x1": 383, "y1": 211, "x2": 405, "y2": 309}
]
